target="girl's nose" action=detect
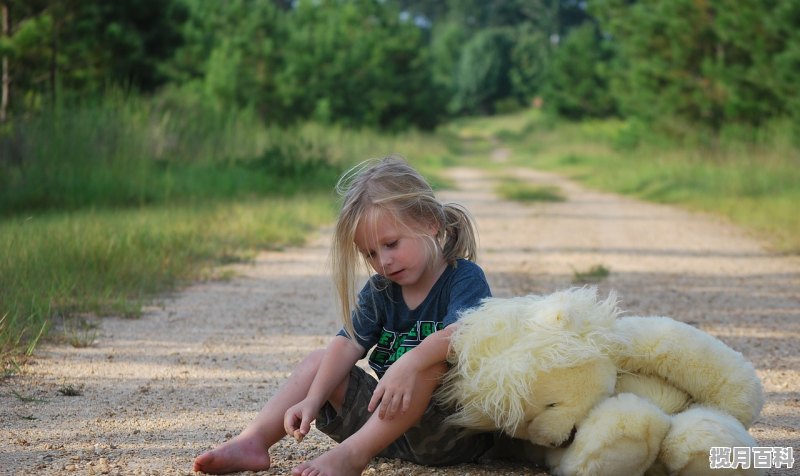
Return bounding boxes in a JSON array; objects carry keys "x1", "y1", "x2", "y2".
[{"x1": 379, "y1": 250, "x2": 392, "y2": 268}]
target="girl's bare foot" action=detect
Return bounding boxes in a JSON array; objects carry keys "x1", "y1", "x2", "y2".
[
  {"x1": 291, "y1": 444, "x2": 368, "y2": 476},
  {"x1": 193, "y1": 435, "x2": 271, "y2": 475}
]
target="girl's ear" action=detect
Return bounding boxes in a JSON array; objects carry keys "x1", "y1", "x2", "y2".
[{"x1": 424, "y1": 218, "x2": 440, "y2": 237}]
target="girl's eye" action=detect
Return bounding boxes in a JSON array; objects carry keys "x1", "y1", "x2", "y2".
[{"x1": 385, "y1": 240, "x2": 398, "y2": 249}]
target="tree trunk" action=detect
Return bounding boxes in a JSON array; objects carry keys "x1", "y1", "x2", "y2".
[
  {"x1": 50, "y1": 9, "x2": 57, "y2": 108},
  {"x1": 1, "y1": 2, "x2": 9, "y2": 123}
]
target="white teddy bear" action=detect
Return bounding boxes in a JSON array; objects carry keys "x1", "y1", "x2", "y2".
[{"x1": 438, "y1": 287, "x2": 765, "y2": 476}]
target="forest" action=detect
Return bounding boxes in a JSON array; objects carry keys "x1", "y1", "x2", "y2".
[
  {"x1": 3, "y1": 0, "x2": 799, "y2": 133},
  {"x1": 1, "y1": 0, "x2": 799, "y2": 354}
]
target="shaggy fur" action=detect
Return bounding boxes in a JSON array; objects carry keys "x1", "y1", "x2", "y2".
[
  {"x1": 439, "y1": 287, "x2": 765, "y2": 476},
  {"x1": 438, "y1": 288, "x2": 624, "y2": 441}
]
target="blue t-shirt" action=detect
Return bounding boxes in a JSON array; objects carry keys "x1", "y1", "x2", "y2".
[{"x1": 338, "y1": 258, "x2": 491, "y2": 378}]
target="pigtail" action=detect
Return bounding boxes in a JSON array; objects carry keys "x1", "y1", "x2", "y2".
[{"x1": 441, "y1": 202, "x2": 479, "y2": 264}]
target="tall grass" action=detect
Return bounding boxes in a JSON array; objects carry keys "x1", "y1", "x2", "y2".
[
  {"x1": 0, "y1": 95, "x2": 344, "y2": 213},
  {"x1": 0, "y1": 93, "x2": 457, "y2": 357},
  {"x1": 0, "y1": 197, "x2": 336, "y2": 355}
]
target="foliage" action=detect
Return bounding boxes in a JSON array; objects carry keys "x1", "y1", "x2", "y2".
[
  {"x1": 167, "y1": 0, "x2": 288, "y2": 121},
  {"x1": 429, "y1": 19, "x2": 470, "y2": 102},
  {"x1": 770, "y1": 1, "x2": 800, "y2": 127},
  {"x1": 590, "y1": 0, "x2": 800, "y2": 133},
  {"x1": 450, "y1": 28, "x2": 514, "y2": 114},
  {"x1": 0, "y1": 94, "x2": 342, "y2": 214},
  {"x1": 1, "y1": 0, "x2": 185, "y2": 115},
  {"x1": 542, "y1": 22, "x2": 616, "y2": 119},
  {"x1": 2, "y1": 0, "x2": 799, "y2": 133},
  {"x1": 508, "y1": 23, "x2": 551, "y2": 104},
  {"x1": 276, "y1": 0, "x2": 441, "y2": 129}
]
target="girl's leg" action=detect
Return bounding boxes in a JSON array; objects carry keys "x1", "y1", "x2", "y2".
[
  {"x1": 194, "y1": 349, "x2": 345, "y2": 475},
  {"x1": 292, "y1": 362, "x2": 447, "y2": 476}
]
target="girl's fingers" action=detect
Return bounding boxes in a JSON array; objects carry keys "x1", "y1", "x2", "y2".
[
  {"x1": 379, "y1": 393, "x2": 392, "y2": 419},
  {"x1": 284, "y1": 417, "x2": 294, "y2": 437},
  {"x1": 284, "y1": 408, "x2": 301, "y2": 436},
  {"x1": 368, "y1": 386, "x2": 384, "y2": 412},
  {"x1": 301, "y1": 415, "x2": 313, "y2": 435},
  {"x1": 401, "y1": 392, "x2": 412, "y2": 412},
  {"x1": 380, "y1": 392, "x2": 401, "y2": 419}
]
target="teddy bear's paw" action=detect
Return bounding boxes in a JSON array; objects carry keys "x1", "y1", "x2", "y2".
[
  {"x1": 659, "y1": 406, "x2": 765, "y2": 476},
  {"x1": 552, "y1": 393, "x2": 671, "y2": 476}
]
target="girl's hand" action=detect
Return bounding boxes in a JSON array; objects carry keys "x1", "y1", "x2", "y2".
[
  {"x1": 368, "y1": 354, "x2": 421, "y2": 420},
  {"x1": 284, "y1": 398, "x2": 321, "y2": 442}
]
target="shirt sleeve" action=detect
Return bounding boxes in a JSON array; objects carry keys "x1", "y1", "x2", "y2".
[
  {"x1": 442, "y1": 261, "x2": 492, "y2": 327},
  {"x1": 335, "y1": 277, "x2": 385, "y2": 355}
]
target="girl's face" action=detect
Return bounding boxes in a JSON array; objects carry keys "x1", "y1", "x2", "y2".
[{"x1": 354, "y1": 209, "x2": 439, "y2": 290}]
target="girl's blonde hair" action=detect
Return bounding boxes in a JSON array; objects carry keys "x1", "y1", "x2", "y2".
[{"x1": 331, "y1": 155, "x2": 479, "y2": 337}]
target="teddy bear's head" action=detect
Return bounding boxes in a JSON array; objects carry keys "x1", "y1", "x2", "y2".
[
  {"x1": 514, "y1": 358, "x2": 617, "y2": 447},
  {"x1": 439, "y1": 288, "x2": 624, "y2": 447}
]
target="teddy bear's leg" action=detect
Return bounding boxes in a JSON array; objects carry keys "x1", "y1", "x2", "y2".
[
  {"x1": 549, "y1": 393, "x2": 671, "y2": 476},
  {"x1": 658, "y1": 406, "x2": 765, "y2": 476}
]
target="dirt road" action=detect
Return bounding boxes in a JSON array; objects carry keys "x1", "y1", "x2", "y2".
[{"x1": 3, "y1": 166, "x2": 799, "y2": 475}]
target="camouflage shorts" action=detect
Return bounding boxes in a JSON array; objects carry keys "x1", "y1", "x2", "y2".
[{"x1": 315, "y1": 365, "x2": 495, "y2": 466}]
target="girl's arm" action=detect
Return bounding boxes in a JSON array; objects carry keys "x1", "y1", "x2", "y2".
[
  {"x1": 367, "y1": 324, "x2": 456, "y2": 419},
  {"x1": 284, "y1": 335, "x2": 363, "y2": 439}
]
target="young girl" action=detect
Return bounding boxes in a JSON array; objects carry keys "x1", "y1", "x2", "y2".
[{"x1": 193, "y1": 156, "x2": 495, "y2": 476}]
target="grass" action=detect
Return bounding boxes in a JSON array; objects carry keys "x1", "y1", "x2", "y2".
[
  {"x1": 543, "y1": 148, "x2": 800, "y2": 254},
  {"x1": 62, "y1": 318, "x2": 100, "y2": 348},
  {"x1": 0, "y1": 93, "x2": 460, "y2": 358},
  {"x1": 572, "y1": 264, "x2": 611, "y2": 284},
  {"x1": 497, "y1": 180, "x2": 566, "y2": 203},
  {"x1": 9, "y1": 387, "x2": 46, "y2": 403},
  {"x1": 57, "y1": 383, "x2": 82, "y2": 397},
  {"x1": 455, "y1": 110, "x2": 800, "y2": 254},
  {"x1": 0, "y1": 99, "x2": 341, "y2": 214},
  {"x1": 2, "y1": 356, "x2": 22, "y2": 380},
  {"x1": 0, "y1": 196, "x2": 336, "y2": 357}
]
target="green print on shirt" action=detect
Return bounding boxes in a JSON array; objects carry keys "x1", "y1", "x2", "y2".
[{"x1": 370, "y1": 321, "x2": 444, "y2": 368}]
